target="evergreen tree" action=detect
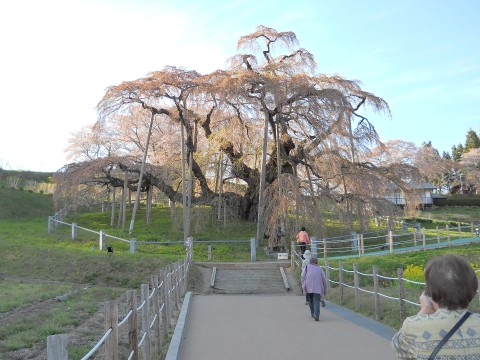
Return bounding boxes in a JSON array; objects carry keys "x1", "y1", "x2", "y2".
[
  {"x1": 464, "y1": 129, "x2": 480, "y2": 152},
  {"x1": 452, "y1": 144, "x2": 464, "y2": 161}
]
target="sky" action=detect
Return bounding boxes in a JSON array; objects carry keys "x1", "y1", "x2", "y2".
[{"x1": 1, "y1": 0, "x2": 479, "y2": 172}]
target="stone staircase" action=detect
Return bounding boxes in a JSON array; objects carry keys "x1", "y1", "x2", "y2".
[{"x1": 198, "y1": 261, "x2": 299, "y2": 295}]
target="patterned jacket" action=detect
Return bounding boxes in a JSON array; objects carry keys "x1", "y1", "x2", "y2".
[{"x1": 392, "y1": 309, "x2": 480, "y2": 359}]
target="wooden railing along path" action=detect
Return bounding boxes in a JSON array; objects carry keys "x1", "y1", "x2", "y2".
[{"x1": 46, "y1": 238, "x2": 193, "y2": 360}]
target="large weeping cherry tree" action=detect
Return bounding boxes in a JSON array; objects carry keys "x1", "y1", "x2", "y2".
[{"x1": 56, "y1": 25, "x2": 421, "y2": 244}]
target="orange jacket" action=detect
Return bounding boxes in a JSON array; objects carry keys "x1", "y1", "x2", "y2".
[{"x1": 296, "y1": 230, "x2": 310, "y2": 244}]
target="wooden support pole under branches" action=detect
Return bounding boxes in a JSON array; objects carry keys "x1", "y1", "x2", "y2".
[
  {"x1": 110, "y1": 186, "x2": 115, "y2": 227},
  {"x1": 146, "y1": 184, "x2": 153, "y2": 226},
  {"x1": 217, "y1": 153, "x2": 224, "y2": 222},
  {"x1": 256, "y1": 112, "x2": 269, "y2": 247},
  {"x1": 129, "y1": 111, "x2": 156, "y2": 235},
  {"x1": 119, "y1": 170, "x2": 128, "y2": 229},
  {"x1": 180, "y1": 122, "x2": 190, "y2": 242}
]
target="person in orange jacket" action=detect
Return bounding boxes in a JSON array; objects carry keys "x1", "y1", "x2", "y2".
[{"x1": 296, "y1": 226, "x2": 310, "y2": 256}]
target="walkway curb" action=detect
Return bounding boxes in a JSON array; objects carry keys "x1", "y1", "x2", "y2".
[
  {"x1": 165, "y1": 291, "x2": 192, "y2": 360},
  {"x1": 323, "y1": 300, "x2": 397, "y2": 340}
]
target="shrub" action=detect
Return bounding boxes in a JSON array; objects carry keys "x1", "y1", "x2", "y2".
[{"x1": 403, "y1": 264, "x2": 424, "y2": 282}]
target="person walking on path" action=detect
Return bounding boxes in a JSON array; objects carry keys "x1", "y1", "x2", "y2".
[
  {"x1": 296, "y1": 226, "x2": 310, "y2": 256},
  {"x1": 301, "y1": 251, "x2": 326, "y2": 307},
  {"x1": 301, "y1": 250, "x2": 312, "y2": 305},
  {"x1": 301, "y1": 257, "x2": 327, "y2": 321},
  {"x1": 392, "y1": 254, "x2": 480, "y2": 359}
]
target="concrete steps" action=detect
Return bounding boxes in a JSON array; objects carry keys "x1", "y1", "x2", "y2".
[{"x1": 199, "y1": 261, "x2": 294, "y2": 295}]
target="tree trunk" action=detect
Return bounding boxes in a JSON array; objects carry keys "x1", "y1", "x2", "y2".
[{"x1": 146, "y1": 184, "x2": 152, "y2": 225}]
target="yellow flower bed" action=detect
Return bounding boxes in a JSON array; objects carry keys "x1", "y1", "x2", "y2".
[{"x1": 403, "y1": 264, "x2": 425, "y2": 282}]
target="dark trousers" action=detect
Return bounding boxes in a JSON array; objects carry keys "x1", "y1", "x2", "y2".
[
  {"x1": 299, "y1": 242, "x2": 306, "y2": 255},
  {"x1": 306, "y1": 293, "x2": 321, "y2": 319}
]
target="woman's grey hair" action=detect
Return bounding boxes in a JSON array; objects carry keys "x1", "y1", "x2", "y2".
[{"x1": 424, "y1": 254, "x2": 478, "y2": 310}]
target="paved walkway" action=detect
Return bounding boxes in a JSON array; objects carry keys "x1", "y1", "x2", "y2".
[{"x1": 168, "y1": 293, "x2": 399, "y2": 360}]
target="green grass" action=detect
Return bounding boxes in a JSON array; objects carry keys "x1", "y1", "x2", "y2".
[
  {"x1": 419, "y1": 205, "x2": 480, "y2": 223},
  {"x1": 69, "y1": 205, "x2": 257, "y2": 242},
  {"x1": 0, "y1": 280, "x2": 73, "y2": 312},
  {"x1": 0, "y1": 286, "x2": 125, "y2": 354},
  {"x1": 0, "y1": 208, "x2": 181, "y2": 358},
  {"x1": 0, "y1": 188, "x2": 54, "y2": 219}
]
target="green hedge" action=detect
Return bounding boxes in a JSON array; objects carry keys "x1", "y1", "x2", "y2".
[{"x1": 434, "y1": 196, "x2": 480, "y2": 206}]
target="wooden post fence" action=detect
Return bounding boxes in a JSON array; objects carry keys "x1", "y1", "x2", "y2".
[
  {"x1": 447, "y1": 224, "x2": 451, "y2": 246},
  {"x1": 141, "y1": 283, "x2": 151, "y2": 360},
  {"x1": 99, "y1": 230, "x2": 106, "y2": 251},
  {"x1": 422, "y1": 228, "x2": 426, "y2": 251},
  {"x1": 323, "y1": 238, "x2": 327, "y2": 261},
  {"x1": 151, "y1": 275, "x2": 162, "y2": 357},
  {"x1": 71, "y1": 223, "x2": 77, "y2": 240},
  {"x1": 353, "y1": 263, "x2": 359, "y2": 311},
  {"x1": 398, "y1": 268, "x2": 406, "y2": 322},
  {"x1": 389, "y1": 230, "x2": 393, "y2": 254},
  {"x1": 324, "y1": 259, "x2": 330, "y2": 294},
  {"x1": 291, "y1": 241, "x2": 295, "y2": 269},
  {"x1": 47, "y1": 334, "x2": 68, "y2": 360},
  {"x1": 46, "y1": 252, "x2": 191, "y2": 360},
  {"x1": 339, "y1": 261, "x2": 344, "y2": 306},
  {"x1": 105, "y1": 300, "x2": 119, "y2": 360},
  {"x1": 360, "y1": 234, "x2": 364, "y2": 255},
  {"x1": 373, "y1": 266, "x2": 381, "y2": 321},
  {"x1": 161, "y1": 267, "x2": 169, "y2": 338},
  {"x1": 127, "y1": 290, "x2": 139, "y2": 360}
]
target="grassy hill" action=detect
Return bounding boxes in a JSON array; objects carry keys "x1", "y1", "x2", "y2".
[
  {"x1": 0, "y1": 187, "x2": 54, "y2": 219},
  {"x1": 0, "y1": 169, "x2": 55, "y2": 219}
]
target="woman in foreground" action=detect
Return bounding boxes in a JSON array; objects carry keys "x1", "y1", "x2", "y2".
[{"x1": 392, "y1": 253, "x2": 480, "y2": 359}]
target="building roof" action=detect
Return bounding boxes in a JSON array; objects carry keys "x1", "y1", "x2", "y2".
[{"x1": 385, "y1": 181, "x2": 437, "y2": 190}]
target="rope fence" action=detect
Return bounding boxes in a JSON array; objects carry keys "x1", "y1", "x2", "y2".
[
  {"x1": 288, "y1": 221, "x2": 480, "y2": 262},
  {"x1": 292, "y1": 249, "x2": 480, "y2": 325},
  {"x1": 46, "y1": 238, "x2": 193, "y2": 360}
]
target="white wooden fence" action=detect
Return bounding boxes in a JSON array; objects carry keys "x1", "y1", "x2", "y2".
[
  {"x1": 48, "y1": 214, "x2": 257, "y2": 260},
  {"x1": 289, "y1": 222, "x2": 480, "y2": 261}
]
